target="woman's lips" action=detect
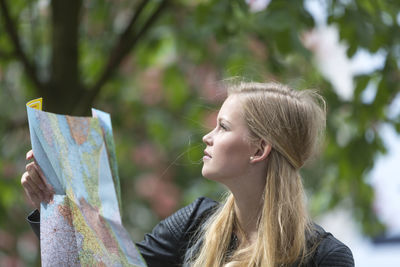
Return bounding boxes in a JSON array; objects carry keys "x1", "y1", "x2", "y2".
[{"x1": 203, "y1": 150, "x2": 212, "y2": 160}]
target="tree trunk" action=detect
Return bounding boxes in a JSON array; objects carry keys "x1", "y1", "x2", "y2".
[{"x1": 45, "y1": 0, "x2": 83, "y2": 114}]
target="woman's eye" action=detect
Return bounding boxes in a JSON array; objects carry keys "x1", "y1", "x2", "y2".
[{"x1": 219, "y1": 123, "x2": 227, "y2": 130}]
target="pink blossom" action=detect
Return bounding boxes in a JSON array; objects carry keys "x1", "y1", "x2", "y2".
[
  {"x1": 0, "y1": 256, "x2": 24, "y2": 267},
  {"x1": 139, "y1": 68, "x2": 164, "y2": 106},
  {"x1": 186, "y1": 64, "x2": 226, "y2": 103},
  {"x1": 203, "y1": 110, "x2": 219, "y2": 131},
  {"x1": 247, "y1": 36, "x2": 268, "y2": 61},
  {"x1": 0, "y1": 230, "x2": 15, "y2": 250},
  {"x1": 302, "y1": 26, "x2": 354, "y2": 101},
  {"x1": 131, "y1": 142, "x2": 164, "y2": 168},
  {"x1": 135, "y1": 173, "x2": 180, "y2": 218},
  {"x1": 246, "y1": 0, "x2": 271, "y2": 13},
  {"x1": 2, "y1": 162, "x2": 17, "y2": 179}
]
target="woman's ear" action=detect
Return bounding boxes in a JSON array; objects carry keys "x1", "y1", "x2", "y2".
[{"x1": 250, "y1": 140, "x2": 271, "y2": 163}]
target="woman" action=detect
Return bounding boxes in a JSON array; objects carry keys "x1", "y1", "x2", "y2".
[{"x1": 22, "y1": 82, "x2": 354, "y2": 266}]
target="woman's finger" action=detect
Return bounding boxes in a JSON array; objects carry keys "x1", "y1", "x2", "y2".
[
  {"x1": 26, "y1": 150, "x2": 55, "y2": 194},
  {"x1": 21, "y1": 172, "x2": 43, "y2": 209},
  {"x1": 26, "y1": 162, "x2": 47, "y2": 191},
  {"x1": 26, "y1": 150, "x2": 33, "y2": 161},
  {"x1": 32, "y1": 159, "x2": 55, "y2": 194},
  {"x1": 21, "y1": 171, "x2": 37, "y2": 195},
  {"x1": 23, "y1": 168, "x2": 49, "y2": 202},
  {"x1": 22, "y1": 181, "x2": 42, "y2": 209}
]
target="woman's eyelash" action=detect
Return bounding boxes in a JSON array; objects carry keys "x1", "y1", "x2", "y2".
[{"x1": 219, "y1": 123, "x2": 227, "y2": 130}]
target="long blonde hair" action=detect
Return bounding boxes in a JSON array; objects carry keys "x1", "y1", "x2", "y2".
[{"x1": 186, "y1": 82, "x2": 326, "y2": 267}]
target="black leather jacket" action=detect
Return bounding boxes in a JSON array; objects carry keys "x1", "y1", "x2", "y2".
[{"x1": 28, "y1": 197, "x2": 354, "y2": 266}]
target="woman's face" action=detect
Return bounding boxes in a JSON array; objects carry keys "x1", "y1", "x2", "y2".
[{"x1": 202, "y1": 95, "x2": 255, "y2": 182}]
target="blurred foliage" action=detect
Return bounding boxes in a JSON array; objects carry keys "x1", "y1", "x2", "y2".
[{"x1": 1, "y1": 0, "x2": 399, "y2": 265}]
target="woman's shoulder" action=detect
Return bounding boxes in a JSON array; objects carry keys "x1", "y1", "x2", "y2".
[
  {"x1": 138, "y1": 197, "x2": 218, "y2": 244},
  {"x1": 310, "y1": 224, "x2": 354, "y2": 267},
  {"x1": 136, "y1": 197, "x2": 218, "y2": 266},
  {"x1": 163, "y1": 197, "x2": 219, "y2": 239}
]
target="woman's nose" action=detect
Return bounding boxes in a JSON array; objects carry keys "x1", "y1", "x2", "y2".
[{"x1": 202, "y1": 130, "x2": 213, "y2": 145}]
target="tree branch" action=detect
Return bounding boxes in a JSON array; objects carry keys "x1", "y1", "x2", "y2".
[
  {"x1": 78, "y1": 0, "x2": 169, "y2": 113},
  {"x1": 0, "y1": 0, "x2": 44, "y2": 91}
]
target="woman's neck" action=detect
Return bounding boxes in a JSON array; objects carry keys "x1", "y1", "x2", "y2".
[
  {"x1": 233, "y1": 195, "x2": 262, "y2": 243},
  {"x1": 229, "y1": 177, "x2": 265, "y2": 243}
]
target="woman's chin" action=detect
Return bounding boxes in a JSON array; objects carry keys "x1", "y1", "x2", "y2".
[
  {"x1": 201, "y1": 168, "x2": 208, "y2": 178},
  {"x1": 201, "y1": 168, "x2": 220, "y2": 182},
  {"x1": 201, "y1": 168, "x2": 213, "y2": 180}
]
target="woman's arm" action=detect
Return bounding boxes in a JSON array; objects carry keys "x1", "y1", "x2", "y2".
[
  {"x1": 27, "y1": 209, "x2": 40, "y2": 238},
  {"x1": 136, "y1": 197, "x2": 217, "y2": 266},
  {"x1": 316, "y1": 234, "x2": 354, "y2": 267}
]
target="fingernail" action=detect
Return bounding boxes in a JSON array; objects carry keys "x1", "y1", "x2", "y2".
[{"x1": 26, "y1": 150, "x2": 33, "y2": 160}]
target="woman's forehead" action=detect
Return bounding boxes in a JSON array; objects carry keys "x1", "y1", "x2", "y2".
[{"x1": 218, "y1": 96, "x2": 245, "y2": 123}]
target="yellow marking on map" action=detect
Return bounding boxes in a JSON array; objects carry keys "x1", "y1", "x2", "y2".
[{"x1": 27, "y1": 98, "x2": 43, "y2": 110}]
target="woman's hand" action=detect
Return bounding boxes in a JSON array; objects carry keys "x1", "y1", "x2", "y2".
[{"x1": 21, "y1": 150, "x2": 55, "y2": 210}]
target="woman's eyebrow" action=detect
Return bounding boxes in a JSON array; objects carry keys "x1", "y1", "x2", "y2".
[{"x1": 218, "y1": 117, "x2": 232, "y2": 127}]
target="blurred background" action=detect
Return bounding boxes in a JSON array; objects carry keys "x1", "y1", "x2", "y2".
[{"x1": 0, "y1": 0, "x2": 399, "y2": 266}]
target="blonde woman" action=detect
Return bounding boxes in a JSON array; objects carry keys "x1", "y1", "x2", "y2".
[{"x1": 23, "y1": 82, "x2": 354, "y2": 266}]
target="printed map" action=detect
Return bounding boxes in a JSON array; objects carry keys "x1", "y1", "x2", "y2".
[{"x1": 26, "y1": 99, "x2": 146, "y2": 267}]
